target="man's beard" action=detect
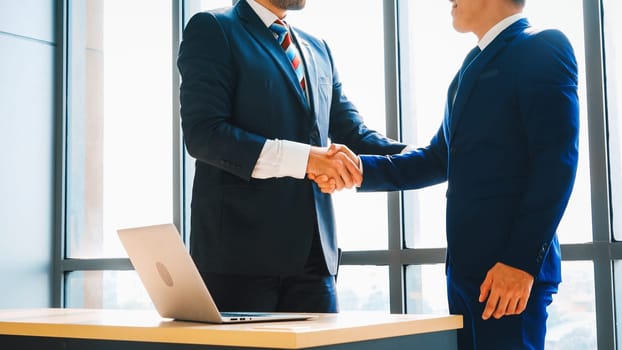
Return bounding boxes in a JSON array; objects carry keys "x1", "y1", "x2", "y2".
[{"x1": 270, "y1": 0, "x2": 306, "y2": 11}]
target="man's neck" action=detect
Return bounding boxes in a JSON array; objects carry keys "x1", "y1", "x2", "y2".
[
  {"x1": 473, "y1": 7, "x2": 522, "y2": 40},
  {"x1": 477, "y1": 13, "x2": 524, "y2": 50}
]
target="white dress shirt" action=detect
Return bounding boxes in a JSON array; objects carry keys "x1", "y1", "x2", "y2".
[{"x1": 478, "y1": 13, "x2": 525, "y2": 50}]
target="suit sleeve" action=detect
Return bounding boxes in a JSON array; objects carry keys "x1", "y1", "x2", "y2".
[
  {"x1": 501, "y1": 30, "x2": 579, "y2": 276},
  {"x1": 358, "y1": 125, "x2": 448, "y2": 191},
  {"x1": 177, "y1": 12, "x2": 266, "y2": 181},
  {"x1": 321, "y1": 41, "x2": 407, "y2": 155}
]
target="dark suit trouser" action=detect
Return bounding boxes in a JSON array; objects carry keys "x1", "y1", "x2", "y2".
[
  {"x1": 202, "y1": 232, "x2": 338, "y2": 313},
  {"x1": 447, "y1": 266, "x2": 557, "y2": 350}
]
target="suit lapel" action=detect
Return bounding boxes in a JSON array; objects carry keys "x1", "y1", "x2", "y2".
[
  {"x1": 292, "y1": 29, "x2": 316, "y2": 116},
  {"x1": 448, "y1": 18, "x2": 530, "y2": 141},
  {"x1": 444, "y1": 73, "x2": 460, "y2": 143},
  {"x1": 235, "y1": 1, "x2": 310, "y2": 111}
]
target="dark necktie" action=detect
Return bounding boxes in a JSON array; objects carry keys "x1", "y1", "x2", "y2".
[
  {"x1": 452, "y1": 46, "x2": 482, "y2": 106},
  {"x1": 270, "y1": 19, "x2": 306, "y2": 90},
  {"x1": 459, "y1": 46, "x2": 482, "y2": 82}
]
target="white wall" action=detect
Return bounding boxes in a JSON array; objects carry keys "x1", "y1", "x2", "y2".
[{"x1": 0, "y1": 0, "x2": 55, "y2": 307}]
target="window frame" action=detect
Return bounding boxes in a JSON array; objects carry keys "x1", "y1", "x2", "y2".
[{"x1": 53, "y1": 0, "x2": 621, "y2": 348}]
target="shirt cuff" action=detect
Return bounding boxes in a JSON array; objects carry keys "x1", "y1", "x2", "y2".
[
  {"x1": 251, "y1": 139, "x2": 311, "y2": 179},
  {"x1": 280, "y1": 140, "x2": 311, "y2": 179}
]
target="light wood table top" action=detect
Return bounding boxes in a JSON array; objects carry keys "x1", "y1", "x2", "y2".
[{"x1": 0, "y1": 308, "x2": 462, "y2": 349}]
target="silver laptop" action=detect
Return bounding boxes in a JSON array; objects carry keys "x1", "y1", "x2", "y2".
[{"x1": 117, "y1": 223, "x2": 316, "y2": 324}]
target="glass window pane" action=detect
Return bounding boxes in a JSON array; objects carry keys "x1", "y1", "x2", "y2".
[
  {"x1": 398, "y1": 0, "x2": 471, "y2": 249},
  {"x1": 613, "y1": 261, "x2": 622, "y2": 343},
  {"x1": 289, "y1": 1, "x2": 388, "y2": 250},
  {"x1": 67, "y1": 0, "x2": 173, "y2": 258},
  {"x1": 547, "y1": 261, "x2": 596, "y2": 349},
  {"x1": 201, "y1": 0, "x2": 232, "y2": 8},
  {"x1": 399, "y1": 0, "x2": 591, "y2": 247},
  {"x1": 336, "y1": 266, "x2": 389, "y2": 312},
  {"x1": 603, "y1": 0, "x2": 622, "y2": 241},
  {"x1": 65, "y1": 271, "x2": 153, "y2": 309},
  {"x1": 186, "y1": 0, "x2": 233, "y2": 23},
  {"x1": 405, "y1": 264, "x2": 449, "y2": 314}
]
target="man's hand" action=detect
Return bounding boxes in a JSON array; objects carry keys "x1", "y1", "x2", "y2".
[
  {"x1": 307, "y1": 173, "x2": 337, "y2": 193},
  {"x1": 479, "y1": 262, "x2": 534, "y2": 320},
  {"x1": 306, "y1": 144, "x2": 361, "y2": 193}
]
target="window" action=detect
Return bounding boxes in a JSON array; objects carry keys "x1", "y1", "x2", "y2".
[
  {"x1": 604, "y1": 0, "x2": 622, "y2": 345},
  {"x1": 287, "y1": 1, "x2": 390, "y2": 251},
  {"x1": 57, "y1": 1, "x2": 620, "y2": 347},
  {"x1": 398, "y1": 0, "x2": 472, "y2": 249},
  {"x1": 547, "y1": 262, "x2": 596, "y2": 350},
  {"x1": 65, "y1": 0, "x2": 173, "y2": 308},
  {"x1": 337, "y1": 266, "x2": 389, "y2": 312},
  {"x1": 65, "y1": 271, "x2": 153, "y2": 309},
  {"x1": 405, "y1": 264, "x2": 447, "y2": 314},
  {"x1": 288, "y1": 0, "x2": 393, "y2": 311},
  {"x1": 604, "y1": 0, "x2": 622, "y2": 241}
]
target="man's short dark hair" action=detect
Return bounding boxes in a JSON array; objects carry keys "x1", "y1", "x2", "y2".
[{"x1": 512, "y1": 0, "x2": 526, "y2": 6}]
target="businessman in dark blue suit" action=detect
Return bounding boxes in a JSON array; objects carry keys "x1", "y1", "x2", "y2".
[
  {"x1": 177, "y1": 0, "x2": 405, "y2": 313},
  {"x1": 315, "y1": 0, "x2": 578, "y2": 348}
]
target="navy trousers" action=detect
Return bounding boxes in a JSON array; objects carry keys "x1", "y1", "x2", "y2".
[
  {"x1": 200, "y1": 232, "x2": 338, "y2": 313},
  {"x1": 203, "y1": 271, "x2": 337, "y2": 313},
  {"x1": 447, "y1": 266, "x2": 557, "y2": 350}
]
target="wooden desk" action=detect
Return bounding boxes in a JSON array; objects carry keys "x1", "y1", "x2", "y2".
[{"x1": 0, "y1": 308, "x2": 462, "y2": 349}]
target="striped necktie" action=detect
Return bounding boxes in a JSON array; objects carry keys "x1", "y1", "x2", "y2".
[{"x1": 270, "y1": 19, "x2": 306, "y2": 90}]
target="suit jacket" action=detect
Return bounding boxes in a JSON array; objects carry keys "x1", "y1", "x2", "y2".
[
  {"x1": 359, "y1": 19, "x2": 579, "y2": 283},
  {"x1": 177, "y1": 0, "x2": 405, "y2": 276}
]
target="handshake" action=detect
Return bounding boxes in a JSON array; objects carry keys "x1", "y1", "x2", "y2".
[{"x1": 306, "y1": 144, "x2": 362, "y2": 194}]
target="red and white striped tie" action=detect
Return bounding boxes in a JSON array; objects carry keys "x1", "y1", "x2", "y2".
[{"x1": 270, "y1": 19, "x2": 306, "y2": 90}]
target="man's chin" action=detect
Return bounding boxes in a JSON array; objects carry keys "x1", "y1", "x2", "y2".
[
  {"x1": 452, "y1": 22, "x2": 469, "y2": 34},
  {"x1": 271, "y1": 0, "x2": 306, "y2": 11}
]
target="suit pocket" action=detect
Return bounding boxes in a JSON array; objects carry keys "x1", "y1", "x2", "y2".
[{"x1": 479, "y1": 68, "x2": 500, "y2": 80}]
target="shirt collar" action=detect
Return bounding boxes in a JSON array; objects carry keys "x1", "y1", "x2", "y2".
[
  {"x1": 478, "y1": 13, "x2": 524, "y2": 51},
  {"x1": 247, "y1": 0, "x2": 284, "y2": 28}
]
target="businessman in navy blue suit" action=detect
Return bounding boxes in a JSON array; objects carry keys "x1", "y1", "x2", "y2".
[
  {"x1": 177, "y1": 0, "x2": 405, "y2": 313},
  {"x1": 314, "y1": 0, "x2": 578, "y2": 348}
]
